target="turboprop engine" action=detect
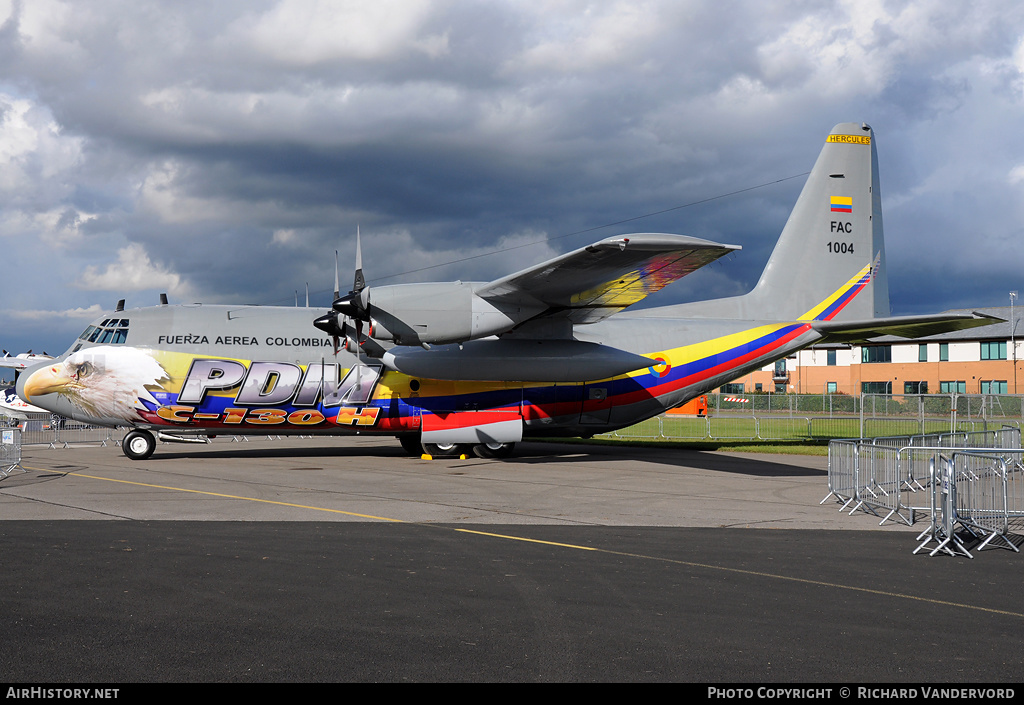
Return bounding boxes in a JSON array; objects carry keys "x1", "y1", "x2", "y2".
[
  {"x1": 359, "y1": 281, "x2": 542, "y2": 345},
  {"x1": 314, "y1": 280, "x2": 542, "y2": 348},
  {"x1": 312, "y1": 232, "x2": 543, "y2": 354}
]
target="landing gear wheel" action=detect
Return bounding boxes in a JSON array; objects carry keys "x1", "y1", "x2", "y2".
[
  {"x1": 122, "y1": 429, "x2": 156, "y2": 461},
  {"x1": 473, "y1": 442, "x2": 516, "y2": 459},
  {"x1": 421, "y1": 442, "x2": 472, "y2": 458},
  {"x1": 397, "y1": 434, "x2": 422, "y2": 456}
]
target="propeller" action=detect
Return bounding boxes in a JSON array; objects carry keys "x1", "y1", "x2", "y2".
[{"x1": 313, "y1": 228, "x2": 383, "y2": 358}]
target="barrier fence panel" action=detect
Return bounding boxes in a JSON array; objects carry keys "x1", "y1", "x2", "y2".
[
  {"x1": 823, "y1": 440, "x2": 857, "y2": 510},
  {"x1": 13, "y1": 413, "x2": 124, "y2": 449},
  {"x1": 707, "y1": 416, "x2": 757, "y2": 440},
  {"x1": 1, "y1": 427, "x2": 22, "y2": 478},
  {"x1": 658, "y1": 416, "x2": 709, "y2": 440},
  {"x1": 809, "y1": 416, "x2": 861, "y2": 439},
  {"x1": 913, "y1": 456, "x2": 974, "y2": 558},
  {"x1": 950, "y1": 453, "x2": 1014, "y2": 551},
  {"x1": 606, "y1": 417, "x2": 662, "y2": 440},
  {"x1": 848, "y1": 444, "x2": 908, "y2": 525},
  {"x1": 757, "y1": 416, "x2": 810, "y2": 441}
]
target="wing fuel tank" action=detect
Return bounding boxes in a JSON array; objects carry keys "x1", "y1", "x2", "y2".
[{"x1": 382, "y1": 339, "x2": 655, "y2": 382}]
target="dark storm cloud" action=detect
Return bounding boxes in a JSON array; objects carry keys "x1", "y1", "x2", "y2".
[{"x1": 0, "y1": 0, "x2": 1022, "y2": 356}]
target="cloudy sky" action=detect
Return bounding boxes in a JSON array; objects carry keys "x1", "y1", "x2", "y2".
[{"x1": 2, "y1": 0, "x2": 1024, "y2": 362}]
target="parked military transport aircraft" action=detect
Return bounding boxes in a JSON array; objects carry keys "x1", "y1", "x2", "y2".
[{"x1": 18, "y1": 123, "x2": 998, "y2": 460}]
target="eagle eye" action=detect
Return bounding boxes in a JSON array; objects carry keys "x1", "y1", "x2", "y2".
[{"x1": 75, "y1": 361, "x2": 94, "y2": 380}]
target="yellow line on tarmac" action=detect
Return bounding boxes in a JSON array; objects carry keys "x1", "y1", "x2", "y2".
[
  {"x1": 454, "y1": 528, "x2": 599, "y2": 550},
  {"x1": 593, "y1": 548, "x2": 1024, "y2": 619},
  {"x1": 51, "y1": 470, "x2": 403, "y2": 523},
  {"x1": 32, "y1": 466, "x2": 1024, "y2": 619}
]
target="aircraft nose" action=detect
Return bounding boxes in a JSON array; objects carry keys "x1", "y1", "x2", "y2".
[{"x1": 19, "y1": 363, "x2": 67, "y2": 402}]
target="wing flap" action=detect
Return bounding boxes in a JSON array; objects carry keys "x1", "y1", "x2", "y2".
[{"x1": 476, "y1": 233, "x2": 739, "y2": 324}]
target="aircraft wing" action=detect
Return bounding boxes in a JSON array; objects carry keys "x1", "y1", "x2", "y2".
[
  {"x1": 0, "y1": 354, "x2": 52, "y2": 370},
  {"x1": 476, "y1": 233, "x2": 740, "y2": 324},
  {"x1": 812, "y1": 312, "x2": 1003, "y2": 343}
]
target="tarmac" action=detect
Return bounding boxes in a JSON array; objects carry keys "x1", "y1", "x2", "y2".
[{"x1": 2, "y1": 436, "x2": 1023, "y2": 683}]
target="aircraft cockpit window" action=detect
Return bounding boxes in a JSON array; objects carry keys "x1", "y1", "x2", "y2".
[{"x1": 82, "y1": 320, "x2": 131, "y2": 344}]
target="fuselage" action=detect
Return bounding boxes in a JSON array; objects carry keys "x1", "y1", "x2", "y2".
[{"x1": 18, "y1": 303, "x2": 822, "y2": 439}]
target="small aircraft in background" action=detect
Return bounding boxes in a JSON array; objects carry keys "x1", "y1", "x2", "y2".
[
  {"x1": 18, "y1": 123, "x2": 998, "y2": 460},
  {"x1": 0, "y1": 386, "x2": 49, "y2": 420},
  {"x1": 0, "y1": 350, "x2": 53, "y2": 380},
  {"x1": 0, "y1": 351, "x2": 55, "y2": 421}
]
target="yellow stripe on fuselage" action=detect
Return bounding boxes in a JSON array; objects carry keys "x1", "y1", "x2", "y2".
[{"x1": 798, "y1": 262, "x2": 873, "y2": 321}]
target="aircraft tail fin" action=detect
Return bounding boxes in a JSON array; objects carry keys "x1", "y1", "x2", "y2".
[
  {"x1": 762, "y1": 123, "x2": 890, "y2": 320},
  {"x1": 675, "y1": 123, "x2": 890, "y2": 322},
  {"x1": 748, "y1": 122, "x2": 889, "y2": 321}
]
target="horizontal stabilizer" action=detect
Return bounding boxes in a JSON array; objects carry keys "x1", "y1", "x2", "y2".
[{"x1": 813, "y1": 312, "x2": 1003, "y2": 343}]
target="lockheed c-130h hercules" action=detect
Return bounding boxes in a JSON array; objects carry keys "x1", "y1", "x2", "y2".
[{"x1": 18, "y1": 123, "x2": 998, "y2": 460}]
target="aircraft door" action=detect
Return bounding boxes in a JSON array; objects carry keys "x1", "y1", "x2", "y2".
[{"x1": 580, "y1": 384, "x2": 612, "y2": 425}]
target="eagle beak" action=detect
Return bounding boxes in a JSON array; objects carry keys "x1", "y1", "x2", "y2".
[{"x1": 22, "y1": 364, "x2": 73, "y2": 400}]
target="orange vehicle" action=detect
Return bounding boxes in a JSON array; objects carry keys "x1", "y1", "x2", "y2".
[{"x1": 666, "y1": 395, "x2": 707, "y2": 417}]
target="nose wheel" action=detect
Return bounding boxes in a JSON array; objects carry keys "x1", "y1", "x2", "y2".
[{"x1": 122, "y1": 429, "x2": 156, "y2": 460}]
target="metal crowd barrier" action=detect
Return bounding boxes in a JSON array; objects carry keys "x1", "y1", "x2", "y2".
[
  {"x1": 1, "y1": 427, "x2": 23, "y2": 478},
  {"x1": 827, "y1": 426, "x2": 1024, "y2": 557},
  {"x1": 12, "y1": 413, "x2": 125, "y2": 449}
]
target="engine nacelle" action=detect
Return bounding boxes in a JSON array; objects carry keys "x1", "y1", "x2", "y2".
[{"x1": 366, "y1": 282, "x2": 541, "y2": 345}]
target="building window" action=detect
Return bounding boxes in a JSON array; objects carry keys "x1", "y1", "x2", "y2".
[
  {"x1": 918, "y1": 344, "x2": 928, "y2": 362},
  {"x1": 939, "y1": 343, "x2": 949, "y2": 362},
  {"x1": 940, "y1": 381, "x2": 966, "y2": 394},
  {"x1": 826, "y1": 382, "x2": 838, "y2": 394},
  {"x1": 754, "y1": 383, "x2": 763, "y2": 392},
  {"x1": 862, "y1": 381, "x2": 892, "y2": 394},
  {"x1": 721, "y1": 383, "x2": 744, "y2": 394},
  {"x1": 981, "y1": 341, "x2": 1007, "y2": 360},
  {"x1": 981, "y1": 380, "x2": 1008, "y2": 394},
  {"x1": 861, "y1": 345, "x2": 892, "y2": 364},
  {"x1": 904, "y1": 381, "x2": 927, "y2": 394},
  {"x1": 827, "y1": 349, "x2": 836, "y2": 366}
]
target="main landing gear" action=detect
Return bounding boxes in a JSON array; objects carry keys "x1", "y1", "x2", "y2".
[
  {"x1": 397, "y1": 434, "x2": 516, "y2": 459},
  {"x1": 122, "y1": 429, "x2": 156, "y2": 460}
]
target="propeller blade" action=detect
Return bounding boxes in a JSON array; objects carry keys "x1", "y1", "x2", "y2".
[
  {"x1": 353, "y1": 226, "x2": 365, "y2": 293},
  {"x1": 333, "y1": 250, "x2": 340, "y2": 300}
]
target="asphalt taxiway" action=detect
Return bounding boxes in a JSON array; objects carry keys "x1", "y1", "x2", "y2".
[{"x1": 2, "y1": 437, "x2": 1022, "y2": 683}]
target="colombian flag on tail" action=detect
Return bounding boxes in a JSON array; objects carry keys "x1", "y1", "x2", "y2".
[{"x1": 830, "y1": 196, "x2": 852, "y2": 213}]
